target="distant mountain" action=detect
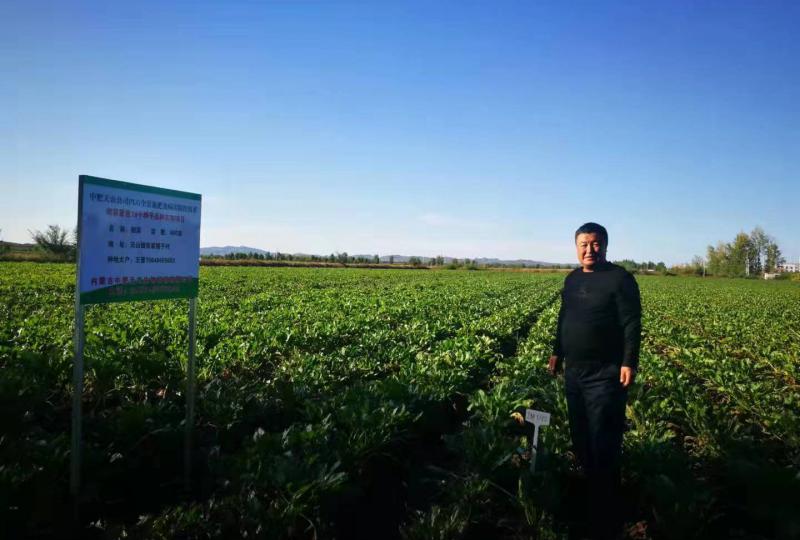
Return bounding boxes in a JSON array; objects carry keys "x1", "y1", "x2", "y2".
[
  {"x1": 473, "y1": 257, "x2": 571, "y2": 267},
  {"x1": 200, "y1": 246, "x2": 269, "y2": 256},
  {"x1": 201, "y1": 247, "x2": 570, "y2": 267}
]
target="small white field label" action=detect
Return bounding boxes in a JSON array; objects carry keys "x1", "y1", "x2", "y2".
[{"x1": 525, "y1": 409, "x2": 551, "y2": 426}]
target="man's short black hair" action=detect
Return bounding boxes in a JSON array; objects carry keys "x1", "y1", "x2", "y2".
[{"x1": 575, "y1": 222, "x2": 608, "y2": 245}]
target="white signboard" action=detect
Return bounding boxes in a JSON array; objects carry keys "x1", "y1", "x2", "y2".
[{"x1": 77, "y1": 175, "x2": 201, "y2": 304}]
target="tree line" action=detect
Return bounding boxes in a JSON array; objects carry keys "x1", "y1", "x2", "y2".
[
  {"x1": 206, "y1": 251, "x2": 484, "y2": 268},
  {"x1": 6, "y1": 224, "x2": 787, "y2": 278},
  {"x1": 0, "y1": 225, "x2": 77, "y2": 261},
  {"x1": 706, "y1": 227, "x2": 783, "y2": 276},
  {"x1": 613, "y1": 259, "x2": 668, "y2": 274},
  {"x1": 205, "y1": 251, "x2": 382, "y2": 264},
  {"x1": 672, "y1": 227, "x2": 785, "y2": 277}
]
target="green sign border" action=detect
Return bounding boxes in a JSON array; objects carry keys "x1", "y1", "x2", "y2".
[
  {"x1": 77, "y1": 175, "x2": 201, "y2": 305},
  {"x1": 80, "y1": 278, "x2": 199, "y2": 305}
]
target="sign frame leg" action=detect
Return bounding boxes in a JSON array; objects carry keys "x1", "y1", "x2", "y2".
[
  {"x1": 70, "y1": 304, "x2": 85, "y2": 499},
  {"x1": 184, "y1": 297, "x2": 197, "y2": 491}
]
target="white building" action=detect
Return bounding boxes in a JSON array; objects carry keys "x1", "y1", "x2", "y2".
[{"x1": 777, "y1": 262, "x2": 799, "y2": 273}]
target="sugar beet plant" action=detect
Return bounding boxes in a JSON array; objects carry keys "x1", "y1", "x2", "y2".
[
  {"x1": 2, "y1": 264, "x2": 799, "y2": 539},
  {"x1": 0, "y1": 263, "x2": 561, "y2": 538},
  {"x1": 400, "y1": 277, "x2": 800, "y2": 540}
]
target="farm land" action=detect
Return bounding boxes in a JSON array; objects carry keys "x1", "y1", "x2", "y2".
[{"x1": 1, "y1": 263, "x2": 799, "y2": 539}]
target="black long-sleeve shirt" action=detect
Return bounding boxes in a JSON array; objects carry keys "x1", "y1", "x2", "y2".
[{"x1": 553, "y1": 262, "x2": 641, "y2": 369}]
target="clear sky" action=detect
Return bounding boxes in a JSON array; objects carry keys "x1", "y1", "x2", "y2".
[{"x1": 3, "y1": 1, "x2": 799, "y2": 265}]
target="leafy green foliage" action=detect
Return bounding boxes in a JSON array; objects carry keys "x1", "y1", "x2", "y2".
[{"x1": 1, "y1": 264, "x2": 798, "y2": 539}]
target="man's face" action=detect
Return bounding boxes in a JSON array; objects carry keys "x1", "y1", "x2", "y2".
[{"x1": 575, "y1": 232, "x2": 607, "y2": 271}]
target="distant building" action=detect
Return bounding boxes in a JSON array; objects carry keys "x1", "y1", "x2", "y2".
[{"x1": 777, "y1": 262, "x2": 799, "y2": 273}]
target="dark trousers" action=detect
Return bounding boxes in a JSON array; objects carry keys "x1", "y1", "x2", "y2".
[{"x1": 565, "y1": 362, "x2": 628, "y2": 539}]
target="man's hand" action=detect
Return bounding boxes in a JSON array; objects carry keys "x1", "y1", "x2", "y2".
[
  {"x1": 620, "y1": 366, "x2": 636, "y2": 387},
  {"x1": 548, "y1": 355, "x2": 563, "y2": 376}
]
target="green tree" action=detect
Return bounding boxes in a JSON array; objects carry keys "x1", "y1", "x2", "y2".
[
  {"x1": 730, "y1": 233, "x2": 752, "y2": 277},
  {"x1": 765, "y1": 242, "x2": 783, "y2": 273},
  {"x1": 29, "y1": 225, "x2": 75, "y2": 259},
  {"x1": 748, "y1": 227, "x2": 767, "y2": 273},
  {"x1": 691, "y1": 256, "x2": 705, "y2": 276},
  {"x1": 707, "y1": 242, "x2": 729, "y2": 276}
]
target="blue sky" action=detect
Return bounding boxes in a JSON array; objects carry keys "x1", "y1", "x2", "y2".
[{"x1": 3, "y1": 1, "x2": 798, "y2": 265}]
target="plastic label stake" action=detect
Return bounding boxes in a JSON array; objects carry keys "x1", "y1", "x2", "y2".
[{"x1": 525, "y1": 409, "x2": 550, "y2": 472}]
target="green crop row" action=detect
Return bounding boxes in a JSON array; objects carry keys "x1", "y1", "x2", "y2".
[
  {"x1": 2, "y1": 264, "x2": 799, "y2": 539},
  {"x1": 397, "y1": 277, "x2": 800, "y2": 540},
  {"x1": 1, "y1": 263, "x2": 562, "y2": 538}
]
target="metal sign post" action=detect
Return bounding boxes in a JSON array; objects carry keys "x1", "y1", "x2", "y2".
[
  {"x1": 184, "y1": 297, "x2": 197, "y2": 490},
  {"x1": 71, "y1": 183, "x2": 86, "y2": 501},
  {"x1": 525, "y1": 409, "x2": 551, "y2": 473},
  {"x1": 70, "y1": 306, "x2": 85, "y2": 497}
]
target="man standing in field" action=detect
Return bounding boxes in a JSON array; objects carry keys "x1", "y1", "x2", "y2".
[{"x1": 548, "y1": 222, "x2": 641, "y2": 539}]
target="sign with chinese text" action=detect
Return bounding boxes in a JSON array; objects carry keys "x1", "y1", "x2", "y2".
[{"x1": 78, "y1": 175, "x2": 201, "y2": 304}]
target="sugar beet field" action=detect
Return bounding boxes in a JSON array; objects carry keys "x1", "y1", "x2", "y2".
[{"x1": 2, "y1": 263, "x2": 799, "y2": 540}]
